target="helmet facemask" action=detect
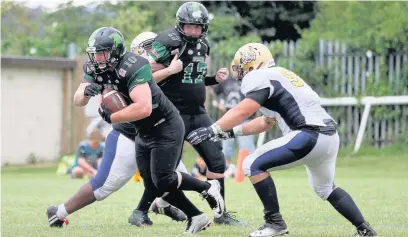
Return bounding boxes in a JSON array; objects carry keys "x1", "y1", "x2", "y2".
[
  {"x1": 131, "y1": 39, "x2": 154, "y2": 58},
  {"x1": 176, "y1": 22, "x2": 208, "y2": 43}
]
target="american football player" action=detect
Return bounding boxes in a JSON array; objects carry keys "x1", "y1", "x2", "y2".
[
  {"x1": 47, "y1": 27, "x2": 225, "y2": 234},
  {"x1": 128, "y1": 31, "x2": 192, "y2": 224},
  {"x1": 187, "y1": 43, "x2": 378, "y2": 237},
  {"x1": 148, "y1": 1, "x2": 245, "y2": 226}
]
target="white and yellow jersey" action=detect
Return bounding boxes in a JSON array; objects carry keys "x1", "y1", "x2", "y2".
[{"x1": 241, "y1": 66, "x2": 334, "y2": 130}]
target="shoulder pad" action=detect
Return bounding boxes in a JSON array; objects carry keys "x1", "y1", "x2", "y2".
[
  {"x1": 201, "y1": 38, "x2": 211, "y2": 55},
  {"x1": 241, "y1": 70, "x2": 273, "y2": 97},
  {"x1": 155, "y1": 28, "x2": 182, "y2": 48},
  {"x1": 83, "y1": 61, "x2": 94, "y2": 75},
  {"x1": 118, "y1": 52, "x2": 150, "y2": 79}
]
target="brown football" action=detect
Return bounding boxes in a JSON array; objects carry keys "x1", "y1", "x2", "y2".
[{"x1": 102, "y1": 88, "x2": 127, "y2": 112}]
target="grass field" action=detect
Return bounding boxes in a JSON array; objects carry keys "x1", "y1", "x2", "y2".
[{"x1": 2, "y1": 145, "x2": 408, "y2": 237}]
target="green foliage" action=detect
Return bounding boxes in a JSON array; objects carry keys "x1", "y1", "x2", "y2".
[
  {"x1": 301, "y1": 2, "x2": 408, "y2": 54},
  {"x1": 211, "y1": 34, "x2": 261, "y2": 59}
]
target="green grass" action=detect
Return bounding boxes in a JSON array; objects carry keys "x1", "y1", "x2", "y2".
[{"x1": 2, "y1": 145, "x2": 408, "y2": 237}]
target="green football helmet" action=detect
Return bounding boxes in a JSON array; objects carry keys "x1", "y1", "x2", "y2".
[{"x1": 86, "y1": 27, "x2": 126, "y2": 74}]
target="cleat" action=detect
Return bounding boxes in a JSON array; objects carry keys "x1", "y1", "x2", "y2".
[
  {"x1": 185, "y1": 213, "x2": 211, "y2": 234},
  {"x1": 249, "y1": 223, "x2": 289, "y2": 237},
  {"x1": 250, "y1": 212, "x2": 288, "y2": 237},
  {"x1": 355, "y1": 222, "x2": 378, "y2": 237},
  {"x1": 200, "y1": 180, "x2": 225, "y2": 218},
  {"x1": 151, "y1": 202, "x2": 187, "y2": 222},
  {"x1": 47, "y1": 206, "x2": 69, "y2": 228},
  {"x1": 128, "y1": 209, "x2": 153, "y2": 227},
  {"x1": 214, "y1": 212, "x2": 248, "y2": 226}
]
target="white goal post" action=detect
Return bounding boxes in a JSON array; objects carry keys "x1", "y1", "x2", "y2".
[{"x1": 256, "y1": 96, "x2": 408, "y2": 154}]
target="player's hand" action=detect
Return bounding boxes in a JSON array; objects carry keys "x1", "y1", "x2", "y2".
[
  {"x1": 98, "y1": 103, "x2": 112, "y2": 124},
  {"x1": 167, "y1": 53, "x2": 183, "y2": 75},
  {"x1": 84, "y1": 83, "x2": 103, "y2": 98},
  {"x1": 218, "y1": 130, "x2": 235, "y2": 140},
  {"x1": 186, "y1": 127, "x2": 216, "y2": 145},
  {"x1": 215, "y1": 68, "x2": 229, "y2": 83},
  {"x1": 210, "y1": 130, "x2": 235, "y2": 142}
]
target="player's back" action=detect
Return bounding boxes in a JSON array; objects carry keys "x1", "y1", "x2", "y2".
[{"x1": 242, "y1": 66, "x2": 333, "y2": 130}]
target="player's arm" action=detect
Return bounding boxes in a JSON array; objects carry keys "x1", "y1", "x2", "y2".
[
  {"x1": 74, "y1": 64, "x2": 102, "y2": 106},
  {"x1": 74, "y1": 83, "x2": 91, "y2": 106},
  {"x1": 213, "y1": 71, "x2": 271, "y2": 131},
  {"x1": 151, "y1": 53, "x2": 183, "y2": 82},
  {"x1": 214, "y1": 98, "x2": 262, "y2": 131},
  {"x1": 232, "y1": 116, "x2": 276, "y2": 136},
  {"x1": 149, "y1": 40, "x2": 183, "y2": 82},
  {"x1": 110, "y1": 64, "x2": 153, "y2": 123}
]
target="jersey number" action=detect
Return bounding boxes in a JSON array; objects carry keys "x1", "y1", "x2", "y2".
[
  {"x1": 278, "y1": 68, "x2": 304, "y2": 87},
  {"x1": 182, "y1": 62, "x2": 207, "y2": 84}
]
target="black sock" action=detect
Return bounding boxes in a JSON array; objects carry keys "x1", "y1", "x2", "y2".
[
  {"x1": 253, "y1": 176, "x2": 280, "y2": 214},
  {"x1": 178, "y1": 172, "x2": 210, "y2": 192},
  {"x1": 136, "y1": 189, "x2": 156, "y2": 212},
  {"x1": 163, "y1": 190, "x2": 201, "y2": 218},
  {"x1": 327, "y1": 187, "x2": 365, "y2": 227}
]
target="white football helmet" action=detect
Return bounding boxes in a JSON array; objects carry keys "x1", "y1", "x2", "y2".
[{"x1": 131, "y1": 32, "x2": 157, "y2": 58}]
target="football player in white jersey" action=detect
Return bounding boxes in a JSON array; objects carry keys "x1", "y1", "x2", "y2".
[{"x1": 187, "y1": 43, "x2": 378, "y2": 237}]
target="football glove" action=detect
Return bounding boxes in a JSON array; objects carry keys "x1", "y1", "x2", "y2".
[
  {"x1": 186, "y1": 127, "x2": 216, "y2": 145},
  {"x1": 84, "y1": 83, "x2": 102, "y2": 98},
  {"x1": 98, "y1": 104, "x2": 112, "y2": 124}
]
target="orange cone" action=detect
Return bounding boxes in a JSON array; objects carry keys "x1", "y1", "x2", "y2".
[
  {"x1": 132, "y1": 171, "x2": 143, "y2": 182},
  {"x1": 234, "y1": 149, "x2": 250, "y2": 183}
]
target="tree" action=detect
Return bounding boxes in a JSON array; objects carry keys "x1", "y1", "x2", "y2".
[
  {"x1": 1, "y1": 2, "x2": 44, "y2": 55},
  {"x1": 202, "y1": 1, "x2": 317, "y2": 42},
  {"x1": 300, "y1": 2, "x2": 408, "y2": 54}
]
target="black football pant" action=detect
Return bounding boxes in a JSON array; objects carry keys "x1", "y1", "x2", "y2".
[{"x1": 181, "y1": 113, "x2": 226, "y2": 175}]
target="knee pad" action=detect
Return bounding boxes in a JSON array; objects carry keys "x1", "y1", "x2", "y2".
[
  {"x1": 152, "y1": 171, "x2": 178, "y2": 192},
  {"x1": 92, "y1": 173, "x2": 130, "y2": 201},
  {"x1": 312, "y1": 183, "x2": 336, "y2": 200}
]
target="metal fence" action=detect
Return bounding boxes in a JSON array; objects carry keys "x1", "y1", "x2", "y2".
[{"x1": 207, "y1": 39, "x2": 408, "y2": 147}]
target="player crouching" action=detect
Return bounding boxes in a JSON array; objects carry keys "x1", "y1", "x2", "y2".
[{"x1": 187, "y1": 43, "x2": 378, "y2": 237}]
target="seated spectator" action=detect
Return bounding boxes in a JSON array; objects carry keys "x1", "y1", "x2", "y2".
[{"x1": 69, "y1": 131, "x2": 104, "y2": 179}]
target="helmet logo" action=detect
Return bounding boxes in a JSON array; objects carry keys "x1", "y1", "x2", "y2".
[
  {"x1": 109, "y1": 33, "x2": 122, "y2": 47},
  {"x1": 240, "y1": 46, "x2": 256, "y2": 65},
  {"x1": 192, "y1": 10, "x2": 202, "y2": 19},
  {"x1": 192, "y1": 3, "x2": 202, "y2": 20}
]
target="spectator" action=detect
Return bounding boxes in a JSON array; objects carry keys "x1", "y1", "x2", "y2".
[{"x1": 69, "y1": 131, "x2": 104, "y2": 179}]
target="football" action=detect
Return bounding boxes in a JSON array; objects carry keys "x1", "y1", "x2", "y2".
[{"x1": 102, "y1": 88, "x2": 127, "y2": 113}]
